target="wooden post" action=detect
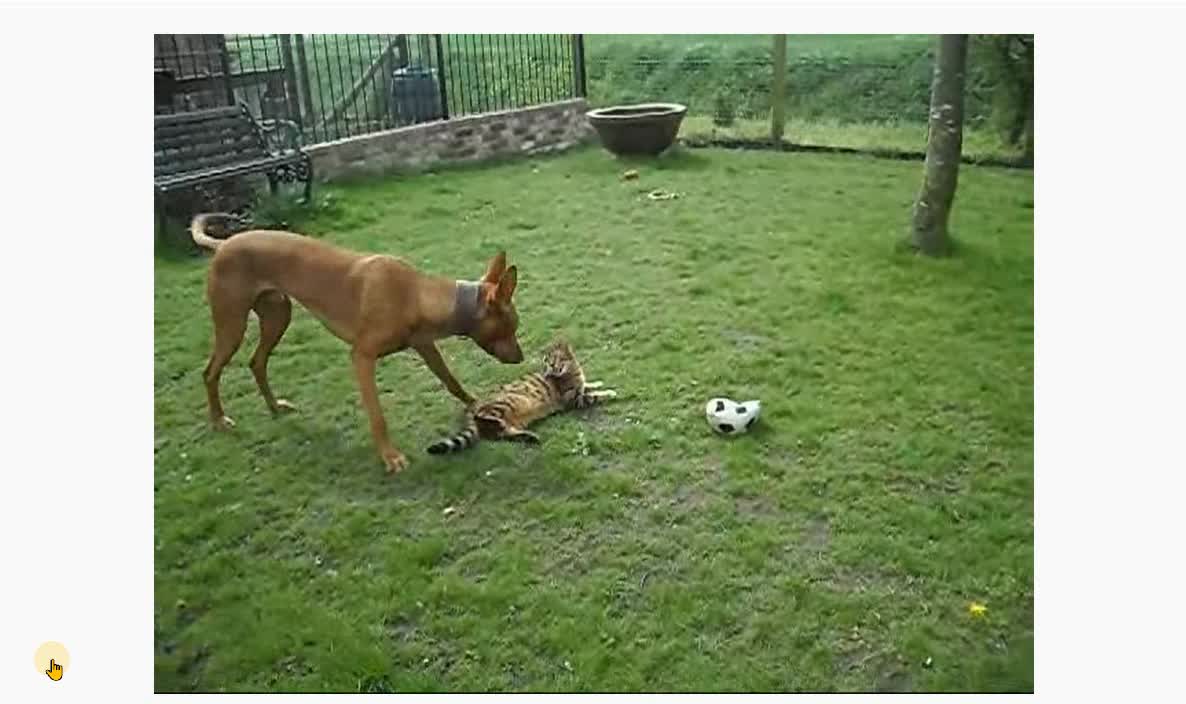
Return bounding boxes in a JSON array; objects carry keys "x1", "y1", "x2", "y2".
[
  {"x1": 317, "y1": 37, "x2": 403, "y2": 132},
  {"x1": 279, "y1": 35, "x2": 303, "y2": 127},
  {"x1": 373, "y1": 44, "x2": 396, "y2": 127},
  {"x1": 771, "y1": 34, "x2": 787, "y2": 144},
  {"x1": 215, "y1": 35, "x2": 236, "y2": 107},
  {"x1": 294, "y1": 35, "x2": 316, "y2": 127},
  {"x1": 394, "y1": 34, "x2": 410, "y2": 69}
]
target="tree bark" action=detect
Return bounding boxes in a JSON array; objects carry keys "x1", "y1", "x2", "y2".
[
  {"x1": 911, "y1": 34, "x2": 968, "y2": 256},
  {"x1": 1020, "y1": 37, "x2": 1034, "y2": 165}
]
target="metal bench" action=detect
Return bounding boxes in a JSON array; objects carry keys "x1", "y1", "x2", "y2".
[{"x1": 154, "y1": 104, "x2": 313, "y2": 235}]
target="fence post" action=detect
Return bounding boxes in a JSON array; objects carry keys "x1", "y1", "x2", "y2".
[
  {"x1": 771, "y1": 34, "x2": 787, "y2": 143},
  {"x1": 572, "y1": 34, "x2": 587, "y2": 98},
  {"x1": 394, "y1": 34, "x2": 410, "y2": 69},
  {"x1": 293, "y1": 35, "x2": 316, "y2": 135},
  {"x1": 215, "y1": 35, "x2": 236, "y2": 107},
  {"x1": 373, "y1": 42, "x2": 396, "y2": 128},
  {"x1": 434, "y1": 34, "x2": 450, "y2": 120},
  {"x1": 279, "y1": 35, "x2": 303, "y2": 127}
]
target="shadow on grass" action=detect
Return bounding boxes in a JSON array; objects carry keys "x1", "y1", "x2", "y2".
[
  {"x1": 582, "y1": 145, "x2": 714, "y2": 175},
  {"x1": 683, "y1": 136, "x2": 1033, "y2": 171},
  {"x1": 154, "y1": 223, "x2": 201, "y2": 262}
]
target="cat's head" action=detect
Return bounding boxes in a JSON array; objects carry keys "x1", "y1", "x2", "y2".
[{"x1": 541, "y1": 339, "x2": 581, "y2": 379}]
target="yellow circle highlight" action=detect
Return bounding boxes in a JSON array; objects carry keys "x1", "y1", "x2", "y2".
[{"x1": 34, "y1": 641, "x2": 70, "y2": 679}]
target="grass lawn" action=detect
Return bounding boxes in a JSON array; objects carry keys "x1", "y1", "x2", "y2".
[
  {"x1": 586, "y1": 34, "x2": 933, "y2": 63},
  {"x1": 678, "y1": 115, "x2": 1024, "y2": 162},
  {"x1": 154, "y1": 145, "x2": 1034, "y2": 693}
]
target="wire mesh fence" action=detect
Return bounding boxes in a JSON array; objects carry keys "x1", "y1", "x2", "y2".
[{"x1": 154, "y1": 34, "x2": 582, "y2": 147}]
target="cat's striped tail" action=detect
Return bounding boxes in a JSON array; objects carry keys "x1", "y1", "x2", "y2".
[{"x1": 426, "y1": 418, "x2": 480, "y2": 454}]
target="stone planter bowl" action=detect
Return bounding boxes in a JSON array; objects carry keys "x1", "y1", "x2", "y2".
[{"x1": 586, "y1": 103, "x2": 688, "y2": 156}]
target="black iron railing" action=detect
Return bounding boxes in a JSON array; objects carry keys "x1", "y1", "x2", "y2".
[{"x1": 154, "y1": 34, "x2": 585, "y2": 146}]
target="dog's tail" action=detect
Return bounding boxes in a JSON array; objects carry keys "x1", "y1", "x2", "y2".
[
  {"x1": 190, "y1": 212, "x2": 234, "y2": 251},
  {"x1": 426, "y1": 417, "x2": 480, "y2": 455}
]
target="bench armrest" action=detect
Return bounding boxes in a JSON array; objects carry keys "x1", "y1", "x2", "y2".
[{"x1": 259, "y1": 118, "x2": 304, "y2": 153}]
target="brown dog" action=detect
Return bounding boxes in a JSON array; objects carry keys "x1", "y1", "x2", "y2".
[{"x1": 190, "y1": 213, "x2": 524, "y2": 474}]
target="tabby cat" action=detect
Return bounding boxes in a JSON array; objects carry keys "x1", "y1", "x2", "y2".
[{"x1": 426, "y1": 340, "x2": 617, "y2": 454}]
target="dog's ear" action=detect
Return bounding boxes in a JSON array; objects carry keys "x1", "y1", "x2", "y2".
[
  {"x1": 482, "y1": 251, "x2": 508, "y2": 285},
  {"x1": 495, "y1": 265, "x2": 518, "y2": 304}
]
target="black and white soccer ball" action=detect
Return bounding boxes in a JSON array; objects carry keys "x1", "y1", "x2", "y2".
[{"x1": 705, "y1": 397, "x2": 761, "y2": 435}]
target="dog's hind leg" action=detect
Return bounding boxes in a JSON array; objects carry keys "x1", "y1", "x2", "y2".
[
  {"x1": 203, "y1": 298, "x2": 250, "y2": 430},
  {"x1": 250, "y1": 290, "x2": 296, "y2": 416}
]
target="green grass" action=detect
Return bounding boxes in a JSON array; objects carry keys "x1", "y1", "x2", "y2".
[
  {"x1": 588, "y1": 34, "x2": 934, "y2": 64},
  {"x1": 154, "y1": 146, "x2": 1034, "y2": 693},
  {"x1": 679, "y1": 115, "x2": 1024, "y2": 161}
]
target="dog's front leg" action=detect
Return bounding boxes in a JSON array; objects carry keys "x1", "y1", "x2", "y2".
[
  {"x1": 414, "y1": 343, "x2": 477, "y2": 407},
  {"x1": 351, "y1": 349, "x2": 408, "y2": 474}
]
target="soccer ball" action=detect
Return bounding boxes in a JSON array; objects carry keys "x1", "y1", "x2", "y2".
[{"x1": 705, "y1": 397, "x2": 761, "y2": 435}]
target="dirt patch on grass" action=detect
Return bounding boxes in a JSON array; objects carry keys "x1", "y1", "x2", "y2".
[
  {"x1": 884, "y1": 467, "x2": 970, "y2": 497},
  {"x1": 813, "y1": 562, "x2": 915, "y2": 597},
  {"x1": 874, "y1": 666, "x2": 914, "y2": 693},
  {"x1": 723, "y1": 328, "x2": 771, "y2": 352},
  {"x1": 801, "y1": 515, "x2": 832, "y2": 552},
  {"x1": 734, "y1": 492, "x2": 778, "y2": 517},
  {"x1": 835, "y1": 639, "x2": 914, "y2": 693},
  {"x1": 385, "y1": 614, "x2": 419, "y2": 642}
]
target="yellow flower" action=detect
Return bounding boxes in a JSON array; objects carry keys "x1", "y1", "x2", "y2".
[{"x1": 968, "y1": 601, "x2": 988, "y2": 618}]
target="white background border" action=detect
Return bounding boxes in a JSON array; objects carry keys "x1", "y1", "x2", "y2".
[{"x1": 1, "y1": 1, "x2": 1184, "y2": 702}]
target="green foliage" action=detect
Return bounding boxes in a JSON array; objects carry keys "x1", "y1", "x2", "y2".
[
  {"x1": 155, "y1": 146, "x2": 1033, "y2": 693},
  {"x1": 587, "y1": 35, "x2": 1023, "y2": 134},
  {"x1": 711, "y1": 91, "x2": 737, "y2": 127},
  {"x1": 969, "y1": 35, "x2": 1034, "y2": 147}
]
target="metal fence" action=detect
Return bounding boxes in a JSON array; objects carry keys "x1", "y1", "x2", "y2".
[{"x1": 154, "y1": 34, "x2": 584, "y2": 146}]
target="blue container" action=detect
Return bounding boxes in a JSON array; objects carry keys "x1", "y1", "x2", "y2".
[{"x1": 391, "y1": 65, "x2": 443, "y2": 126}]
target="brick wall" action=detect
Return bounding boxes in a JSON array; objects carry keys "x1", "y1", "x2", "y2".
[{"x1": 305, "y1": 98, "x2": 595, "y2": 182}]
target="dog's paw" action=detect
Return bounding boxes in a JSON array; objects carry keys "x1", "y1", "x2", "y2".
[
  {"x1": 273, "y1": 399, "x2": 298, "y2": 415},
  {"x1": 381, "y1": 449, "x2": 409, "y2": 475},
  {"x1": 211, "y1": 415, "x2": 236, "y2": 431}
]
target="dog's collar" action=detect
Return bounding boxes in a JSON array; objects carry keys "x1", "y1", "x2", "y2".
[{"x1": 452, "y1": 280, "x2": 482, "y2": 336}]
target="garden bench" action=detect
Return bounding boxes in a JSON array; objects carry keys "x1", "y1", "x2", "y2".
[{"x1": 154, "y1": 104, "x2": 313, "y2": 235}]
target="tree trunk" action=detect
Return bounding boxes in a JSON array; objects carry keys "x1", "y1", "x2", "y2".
[
  {"x1": 1020, "y1": 37, "x2": 1034, "y2": 165},
  {"x1": 911, "y1": 34, "x2": 968, "y2": 256},
  {"x1": 1020, "y1": 86, "x2": 1034, "y2": 166}
]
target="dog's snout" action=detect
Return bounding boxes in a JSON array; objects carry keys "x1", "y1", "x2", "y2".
[{"x1": 498, "y1": 340, "x2": 524, "y2": 364}]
